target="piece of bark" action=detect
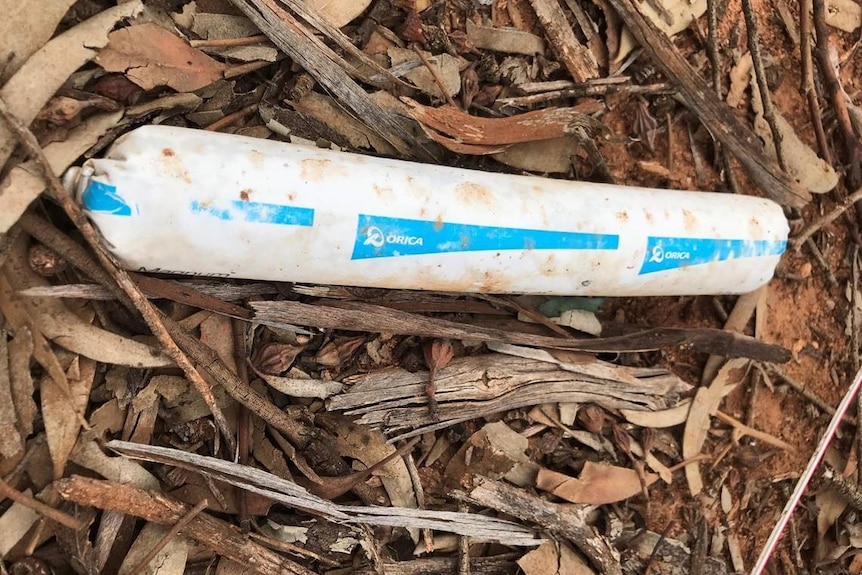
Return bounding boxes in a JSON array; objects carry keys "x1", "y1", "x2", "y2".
[
  {"x1": 603, "y1": 0, "x2": 810, "y2": 208},
  {"x1": 106, "y1": 440, "x2": 540, "y2": 546},
  {"x1": 402, "y1": 98, "x2": 602, "y2": 153},
  {"x1": 329, "y1": 354, "x2": 686, "y2": 437},
  {"x1": 528, "y1": 0, "x2": 598, "y2": 81},
  {"x1": 54, "y1": 476, "x2": 317, "y2": 575},
  {"x1": 451, "y1": 475, "x2": 621, "y2": 575},
  {"x1": 251, "y1": 300, "x2": 791, "y2": 361},
  {"x1": 229, "y1": 0, "x2": 428, "y2": 159}
]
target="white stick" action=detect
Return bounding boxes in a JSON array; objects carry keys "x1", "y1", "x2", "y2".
[{"x1": 750, "y1": 365, "x2": 862, "y2": 575}]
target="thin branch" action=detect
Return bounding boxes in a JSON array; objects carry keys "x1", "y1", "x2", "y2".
[
  {"x1": 411, "y1": 45, "x2": 458, "y2": 109},
  {"x1": 742, "y1": 0, "x2": 786, "y2": 170},
  {"x1": 799, "y1": 0, "x2": 831, "y2": 163},
  {"x1": 791, "y1": 187, "x2": 862, "y2": 249}
]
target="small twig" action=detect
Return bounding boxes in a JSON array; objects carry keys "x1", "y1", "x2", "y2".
[
  {"x1": 706, "y1": 0, "x2": 721, "y2": 96},
  {"x1": 0, "y1": 97, "x2": 237, "y2": 456},
  {"x1": 126, "y1": 499, "x2": 208, "y2": 575},
  {"x1": 248, "y1": 530, "x2": 340, "y2": 567},
  {"x1": 0, "y1": 478, "x2": 84, "y2": 530},
  {"x1": 750, "y1": 365, "x2": 862, "y2": 575},
  {"x1": 791, "y1": 187, "x2": 862, "y2": 250},
  {"x1": 799, "y1": 0, "x2": 831, "y2": 163},
  {"x1": 713, "y1": 410, "x2": 792, "y2": 450},
  {"x1": 497, "y1": 83, "x2": 674, "y2": 107},
  {"x1": 742, "y1": 0, "x2": 786, "y2": 170},
  {"x1": 191, "y1": 34, "x2": 268, "y2": 48},
  {"x1": 403, "y1": 449, "x2": 434, "y2": 553},
  {"x1": 765, "y1": 365, "x2": 843, "y2": 418},
  {"x1": 804, "y1": 238, "x2": 838, "y2": 287},
  {"x1": 224, "y1": 60, "x2": 274, "y2": 79},
  {"x1": 204, "y1": 103, "x2": 259, "y2": 131},
  {"x1": 411, "y1": 46, "x2": 458, "y2": 109},
  {"x1": 234, "y1": 319, "x2": 252, "y2": 533},
  {"x1": 458, "y1": 502, "x2": 471, "y2": 575}
]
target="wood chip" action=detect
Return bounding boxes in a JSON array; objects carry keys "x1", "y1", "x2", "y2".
[{"x1": 527, "y1": 0, "x2": 598, "y2": 81}]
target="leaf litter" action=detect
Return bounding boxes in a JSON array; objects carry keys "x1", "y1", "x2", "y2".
[{"x1": 0, "y1": 0, "x2": 861, "y2": 573}]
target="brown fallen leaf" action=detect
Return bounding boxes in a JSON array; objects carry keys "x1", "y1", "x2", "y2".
[
  {"x1": 683, "y1": 358, "x2": 749, "y2": 495},
  {"x1": 0, "y1": 492, "x2": 40, "y2": 556},
  {"x1": 0, "y1": 331, "x2": 23, "y2": 459},
  {"x1": 317, "y1": 413, "x2": 418, "y2": 512},
  {"x1": 402, "y1": 98, "x2": 603, "y2": 154},
  {"x1": 118, "y1": 523, "x2": 189, "y2": 575},
  {"x1": 306, "y1": 0, "x2": 372, "y2": 28},
  {"x1": 43, "y1": 354, "x2": 96, "y2": 478},
  {"x1": 8, "y1": 326, "x2": 36, "y2": 436},
  {"x1": 0, "y1": 0, "x2": 79, "y2": 83},
  {"x1": 466, "y1": 19, "x2": 546, "y2": 55},
  {"x1": 535, "y1": 462, "x2": 658, "y2": 505},
  {"x1": 0, "y1": 1, "x2": 143, "y2": 173},
  {"x1": 98, "y1": 23, "x2": 226, "y2": 92},
  {"x1": 518, "y1": 540, "x2": 596, "y2": 575}
]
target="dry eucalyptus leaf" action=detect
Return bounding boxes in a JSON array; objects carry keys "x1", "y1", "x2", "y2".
[
  {"x1": 118, "y1": 523, "x2": 189, "y2": 575},
  {"x1": 0, "y1": 494, "x2": 40, "y2": 556},
  {"x1": 0, "y1": 331, "x2": 23, "y2": 458},
  {"x1": 192, "y1": 12, "x2": 261, "y2": 38},
  {"x1": 42, "y1": 356, "x2": 96, "y2": 478},
  {"x1": 292, "y1": 92, "x2": 399, "y2": 155},
  {"x1": 71, "y1": 438, "x2": 160, "y2": 489},
  {"x1": 466, "y1": 19, "x2": 545, "y2": 55},
  {"x1": 388, "y1": 48, "x2": 462, "y2": 99},
  {"x1": 0, "y1": 110, "x2": 124, "y2": 235},
  {"x1": 200, "y1": 313, "x2": 237, "y2": 373},
  {"x1": 306, "y1": 0, "x2": 372, "y2": 28},
  {"x1": 535, "y1": 462, "x2": 658, "y2": 505},
  {"x1": 620, "y1": 399, "x2": 692, "y2": 428},
  {"x1": 750, "y1": 75, "x2": 838, "y2": 194},
  {"x1": 826, "y1": 0, "x2": 861, "y2": 32},
  {"x1": 613, "y1": 0, "x2": 707, "y2": 64},
  {"x1": 0, "y1": 1, "x2": 143, "y2": 171},
  {"x1": 517, "y1": 540, "x2": 596, "y2": 575},
  {"x1": 320, "y1": 414, "x2": 419, "y2": 512},
  {"x1": 492, "y1": 137, "x2": 580, "y2": 173},
  {"x1": 0, "y1": 271, "x2": 169, "y2": 368},
  {"x1": 445, "y1": 421, "x2": 532, "y2": 486},
  {"x1": 683, "y1": 358, "x2": 749, "y2": 496},
  {"x1": 9, "y1": 326, "x2": 36, "y2": 436},
  {"x1": 253, "y1": 366, "x2": 344, "y2": 399},
  {"x1": 98, "y1": 23, "x2": 226, "y2": 92},
  {"x1": 0, "y1": 0, "x2": 78, "y2": 83}
]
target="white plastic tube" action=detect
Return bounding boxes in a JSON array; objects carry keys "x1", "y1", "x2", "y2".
[{"x1": 69, "y1": 125, "x2": 788, "y2": 296}]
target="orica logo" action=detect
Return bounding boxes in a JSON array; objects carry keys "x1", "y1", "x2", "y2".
[
  {"x1": 648, "y1": 245, "x2": 690, "y2": 263},
  {"x1": 363, "y1": 225, "x2": 423, "y2": 248},
  {"x1": 363, "y1": 226, "x2": 385, "y2": 248}
]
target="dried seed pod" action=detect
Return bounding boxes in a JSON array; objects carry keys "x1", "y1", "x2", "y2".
[
  {"x1": 28, "y1": 243, "x2": 68, "y2": 277},
  {"x1": 578, "y1": 404, "x2": 606, "y2": 434},
  {"x1": 253, "y1": 338, "x2": 309, "y2": 374},
  {"x1": 314, "y1": 335, "x2": 366, "y2": 367}
]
